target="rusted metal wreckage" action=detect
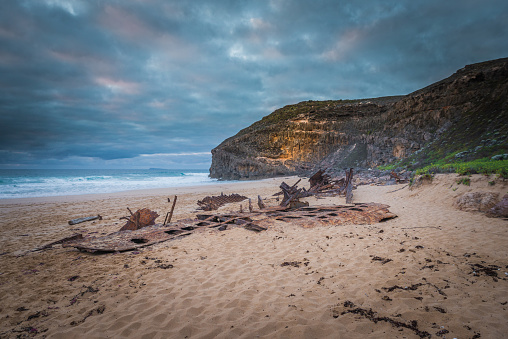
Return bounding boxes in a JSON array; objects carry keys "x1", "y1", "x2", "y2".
[
  {"x1": 56, "y1": 169, "x2": 396, "y2": 253},
  {"x1": 62, "y1": 203, "x2": 396, "y2": 253},
  {"x1": 119, "y1": 208, "x2": 159, "y2": 231},
  {"x1": 197, "y1": 193, "x2": 248, "y2": 211},
  {"x1": 68, "y1": 215, "x2": 102, "y2": 225},
  {"x1": 276, "y1": 168, "x2": 355, "y2": 207}
]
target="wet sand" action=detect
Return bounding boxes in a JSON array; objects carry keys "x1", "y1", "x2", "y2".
[{"x1": 0, "y1": 174, "x2": 507, "y2": 338}]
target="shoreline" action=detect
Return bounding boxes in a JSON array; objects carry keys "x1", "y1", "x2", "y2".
[
  {"x1": 0, "y1": 168, "x2": 218, "y2": 201},
  {"x1": 1, "y1": 173, "x2": 507, "y2": 338},
  {"x1": 0, "y1": 176, "x2": 294, "y2": 204}
]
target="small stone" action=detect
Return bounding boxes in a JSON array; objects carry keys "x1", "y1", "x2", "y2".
[{"x1": 491, "y1": 154, "x2": 508, "y2": 161}]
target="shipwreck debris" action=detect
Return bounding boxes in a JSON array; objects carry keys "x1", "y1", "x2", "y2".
[
  {"x1": 65, "y1": 214, "x2": 263, "y2": 253},
  {"x1": 63, "y1": 170, "x2": 394, "y2": 253},
  {"x1": 279, "y1": 181, "x2": 309, "y2": 207},
  {"x1": 268, "y1": 203, "x2": 397, "y2": 228},
  {"x1": 65, "y1": 202, "x2": 396, "y2": 253},
  {"x1": 164, "y1": 196, "x2": 178, "y2": 225},
  {"x1": 345, "y1": 168, "x2": 354, "y2": 204},
  {"x1": 197, "y1": 193, "x2": 248, "y2": 211},
  {"x1": 244, "y1": 223, "x2": 267, "y2": 232},
  {"x1": 35, "y1": 234, "x2": 84, "y2": 251},
  {"x1": 258, "y1": 195, "x2": 266, "y2": 209},
  {"x1": 68, "y1": 215, "x2": 102, "y2": 225},
  {"x1": 275, "y1": 168, "x2": 355, "y2": 206},
  {"x1": 64, "y1": 226, "x2": 191, "y2": 253},
  {"x1": 309, "y1": 168, "x2": 351, "y2": 195},
  {"x1": 119, "y1": 208, "x2": 159, "y2": 231}
]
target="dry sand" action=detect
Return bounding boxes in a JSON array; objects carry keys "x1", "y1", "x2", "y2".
[{"x1": 0, "y1": 174, "x2": 507, "y2": 338}]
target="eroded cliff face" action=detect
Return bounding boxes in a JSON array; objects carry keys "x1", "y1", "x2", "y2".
[{"x1": 210, "y1": 58, "x2": 508, "y2": 180}]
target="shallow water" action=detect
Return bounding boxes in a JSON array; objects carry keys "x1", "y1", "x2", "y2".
[{"x1": 0, "y1": 169, "x2": 221, "y2": 198}]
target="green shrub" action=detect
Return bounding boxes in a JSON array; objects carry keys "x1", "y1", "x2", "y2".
[
  {"x1": 456, "y1": 177, "x2": 470, "y2": 186},
  {"x1": 414, "y1": 159, "x2": 508, "y2": 178}
]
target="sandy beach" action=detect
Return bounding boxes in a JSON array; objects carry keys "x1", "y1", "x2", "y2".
[{"x1": 0, "y1": 174, "x2": 507, "y2": 338}]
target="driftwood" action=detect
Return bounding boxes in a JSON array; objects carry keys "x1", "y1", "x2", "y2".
[
  {"x1": 197, "y1": 193, "x2": 248, "y2": 211},
  {"x1": 120, "y1": 208, "x2": 159, "y2": 231},
  {"x1": 68, "y1": 215, "x2": 102, "y2": 225}
]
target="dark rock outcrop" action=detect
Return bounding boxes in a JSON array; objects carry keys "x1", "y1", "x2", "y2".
[{"x1": 210, "y1": 58, "x2": 508, "y2": 180}]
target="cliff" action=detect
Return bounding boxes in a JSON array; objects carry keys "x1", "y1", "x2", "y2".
[{"x1": 210, "y1": 58, "x2": 508, "y2": 180}]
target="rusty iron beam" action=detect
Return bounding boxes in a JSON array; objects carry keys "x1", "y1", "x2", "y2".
[{"x1": 68, "y1": 215, "x2": 102, "y2": 225}]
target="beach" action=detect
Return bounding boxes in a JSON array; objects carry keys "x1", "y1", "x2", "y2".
[{"x1": 0, "y1": 174, "x2": 507, "y2": 338}]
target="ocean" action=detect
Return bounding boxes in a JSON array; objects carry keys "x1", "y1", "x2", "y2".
[{"x1": 0, "y1": 169, "x2": 221, "y2": 199}]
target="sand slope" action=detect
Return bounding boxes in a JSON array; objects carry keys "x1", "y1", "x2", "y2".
[{"x1": 0, "y1": 174, "x2": 507, "y2": 338}]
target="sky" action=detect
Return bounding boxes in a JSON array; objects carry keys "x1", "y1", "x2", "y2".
[{"x1": 1, "y1": 0, "x2": 507, "y2": 169}]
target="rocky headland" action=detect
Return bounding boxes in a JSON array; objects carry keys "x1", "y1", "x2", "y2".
[{"x1": 210, "y1": 57, "x2": 508, "y2": 180}]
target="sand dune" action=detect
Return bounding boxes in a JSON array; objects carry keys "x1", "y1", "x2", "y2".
[{"x1": 0, "y1": 174, "x2": 507, "y2": 338}]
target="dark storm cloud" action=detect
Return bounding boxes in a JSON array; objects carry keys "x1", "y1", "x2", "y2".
[{"x1": 1, "y1": 0, "x2": 507, "y2": 168}]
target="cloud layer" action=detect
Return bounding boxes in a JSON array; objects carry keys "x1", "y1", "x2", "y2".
[{"x1": 1, "y1": 0, "x2": 507, "y2": 168}]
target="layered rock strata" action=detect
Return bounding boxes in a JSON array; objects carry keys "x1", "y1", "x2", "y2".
[{"x1": 210, "y1": 58, "x2": 508, "y2": 180}]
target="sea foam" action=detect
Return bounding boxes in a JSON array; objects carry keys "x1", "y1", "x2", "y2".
[{"x1": 0, "y1": 169, "x2": 221, "y2": 199}]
